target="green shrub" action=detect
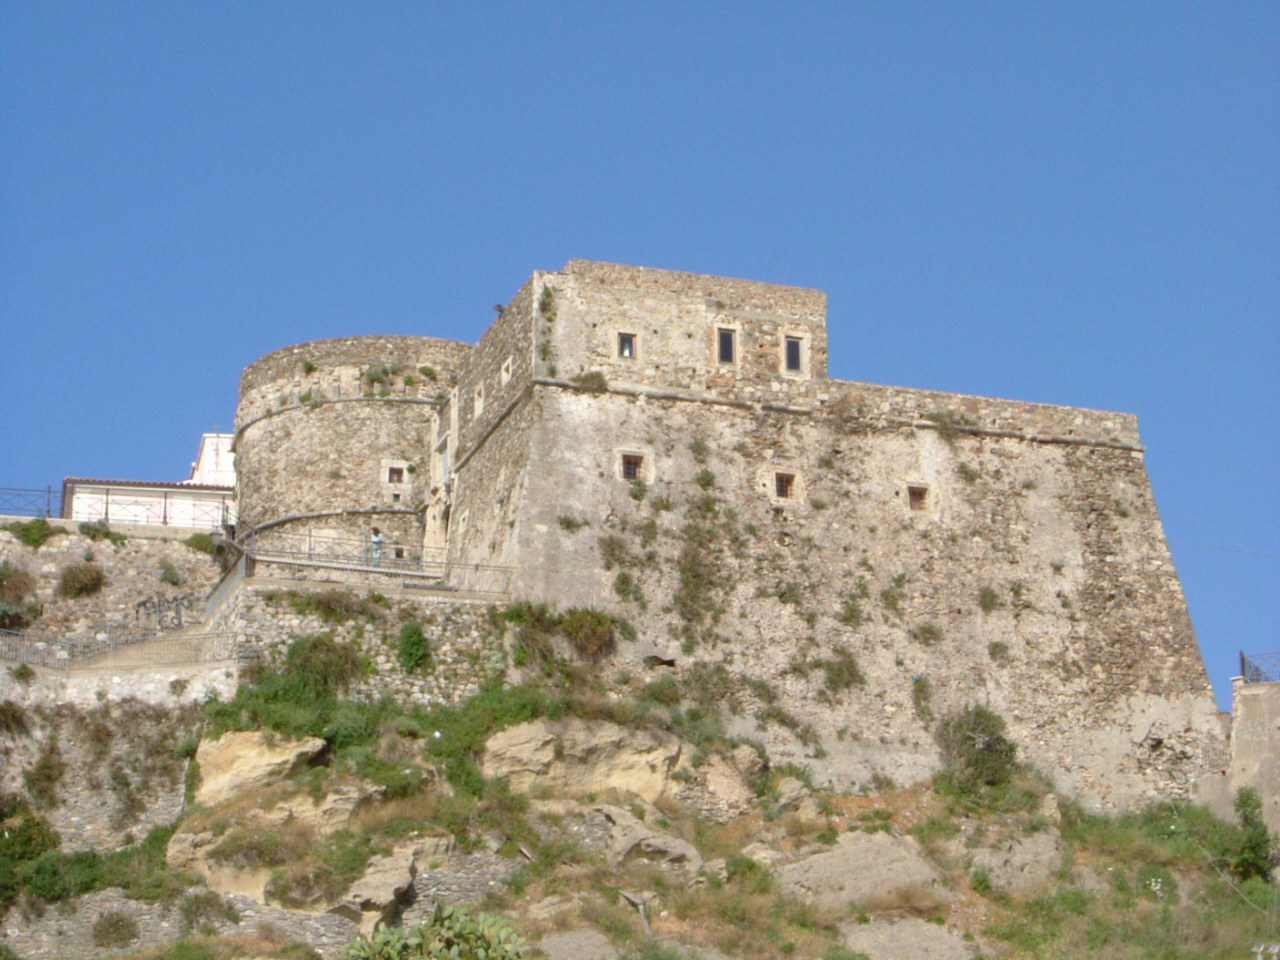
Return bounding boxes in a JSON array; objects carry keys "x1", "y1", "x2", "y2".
[
  {"x1": 398, "y1": 621, "x2": 432, "y2": 674},
  {"x1": 283, "y1": 634, "x2": 367, "y2": 699},
  {"x1": 1233, "y1": 786, "x2": 1274, "y2": 881},
  {"x1": 935, "y1": 705, "x2": 1017, "y2": 793},
  {"x1": 159, "y1": 564, "x2": 182, "y2": 586},
  {"x1": 289, "y1": 589, "x2": 384, "y2": 623},
  {"x1": 183, "y1": 532, "x2": 219, "y2": 556},
  {"x1": 813, "y1": 646, "x2": 864, "y2": 694},
  {"x1": 78, "y1": 519, "x2": 126, "y2": 545},
  {"x1": 92, "y1": 910, "x2": 139, "y2": 947},
  {"x1": 23, "y1": 739, "x2": 65, "y2": 807},
  {"x1": 3, "y1": 518, "x2": 62, "y2": 549},
  {"x1": 9, "y1": 664, "x2": 35, "y2": 685},
  {"x1": 0, "y1": 563, "x2": 35, "y2": 607},
  {"x1": 695, "y1": 469, "x2": 716, "y2": 489},
  {"x1": 57, "y1": 562, "x2": 105, "y2": 598},
  {"x1": 344, "y1": 903, "x2": 525, "y2": 960},
  {"x1": 978, "y1": 586, "x2": 1001, "y2": 613},
  {"x1": 639, "y1": 676, "x2": 681, "y2": 707},
  {"x1": 0, "y1": 701, "x2": 28, "y2": 734},
  {"x1": 911, "y1": 675, "x2": 933, "y2": 725},
  {"x1": 558, "y1": 608, "x2": 616, "y2": 662}
]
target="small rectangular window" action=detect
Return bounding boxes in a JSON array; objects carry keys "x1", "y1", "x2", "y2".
[
  {"x1": 391, "y1": 492, "x2": 401, "y2": 503},
  {"x1": 718, "y1": 328, "x2": 736, "y2": 364},
  {"x1": 622, "y1": 454, "x2": 644, "y2": 481},
  {"x1": 775, "y1": 473, "x2": 795, "y2": 499},
  {"x1": 387, "y1": 467, "x2": 405, "y2": 484},
  {"x1": 394, "y1": 547, "x2": 405, "y2": 559},
  {"x1": 785, "y1": 336, "x2": 803, "y2": 372},
  {"x1": 908, "y1": 486, "x2": 929, "y2": 511},
  {"x1": 618, "y1": 333, "x2": 636, "y2": 359}
]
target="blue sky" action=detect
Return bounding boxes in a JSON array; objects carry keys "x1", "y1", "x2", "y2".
[{"x1": 1, "y1": 2, "x2": 1275, "y2": 710}]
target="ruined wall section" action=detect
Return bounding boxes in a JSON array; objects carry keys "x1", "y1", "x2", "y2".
[
  {"x1": 541, "y1": 261, "x2": 828, "y2": 404},
  {"x1": 512, "y1": 382, "x2": 1221, "y2": 809}
]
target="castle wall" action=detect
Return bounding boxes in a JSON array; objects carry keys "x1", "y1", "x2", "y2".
[
  {"x1": 508, "y1": 381, "x2": 1221, "y2": 808},
  {"x1": 220, "y1": 261, "x2": 1225, "y2": 812},
  {"x1": 540, "y1": 261, "x2": 829, "y2": 404},
  {"x1": 235, "y1": 399, "x2": 431, "y2": 547},
  {"x1": 1224, "y1": 678, "x2": 1280, "y2": 832},
  {"x1": 238, "y1": 334, "x2": 470, "y2": 422},
  {"x1": 234, "y1": 336, "x2": 473, "y2": 552}
]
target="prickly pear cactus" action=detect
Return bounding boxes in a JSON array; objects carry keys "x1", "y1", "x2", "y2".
[{"x1": 343, "y1": 903, "x2": 526, "y2": 960}]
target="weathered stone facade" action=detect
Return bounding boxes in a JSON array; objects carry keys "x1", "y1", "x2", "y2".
[{"x1": 229, "y1": 260, "x2": 1225, "y2": 810}]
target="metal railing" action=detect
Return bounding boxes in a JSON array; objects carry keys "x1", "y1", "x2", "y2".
[
  {"x1": 1241, "y1": 651, "x2": 1280, "y2": 685},
  {"x1": 0, "y1": 487, "x2": 55, "y2": 518},
  {"x1": 69, "y1": 488, "x2": 235, "y2": 531},
  {"x1": 241, "y1": 530, "x2": 448, "y2": 575},
  {"x1": 238, "y1": 530, "x2": 514, "y2": 595},
  {"x1": 0, "y1": 629, "x2": 237, "y2": 672}
]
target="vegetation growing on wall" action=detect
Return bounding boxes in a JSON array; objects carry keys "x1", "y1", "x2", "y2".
[
  {"x1": 57, "y1": 562, "x2": 106, "y2": 598},
  {"x1": 3, "y1": 518, "x2": 63, "y2": 550}
]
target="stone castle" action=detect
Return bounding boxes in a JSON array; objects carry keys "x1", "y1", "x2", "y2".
[{"x1": 231, "y1": 260, "x2": 1227, "y2": 809}]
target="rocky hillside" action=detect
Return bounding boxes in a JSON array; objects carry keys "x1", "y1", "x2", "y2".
[{"x1": 1, "y1": 591, "x2": 1275, "y2": 960}]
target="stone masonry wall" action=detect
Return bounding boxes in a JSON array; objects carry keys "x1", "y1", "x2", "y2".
[
  {"x1": 212, "y1": 581, "x2": 507, "y2": 707},
  {"x1": 454, "y1": 276, "x2": 537, "y2": 460},
  {"x1": 238, "y1": 335, "x2": 472, "y2": 422},
  {"x1": 543, "y1": 261, "x2": 829, "y2": 405},
  {"x1": 0, "y1": 519, "x2": 225, "y2": 640},
  {"x1": 508, "y1": 383, "x2": 1222, "y2": 810},
  {"x1": 0, "y1": 700, "x2": 201, "y2": 851},
  {"x1": 235, "y1": 399, "x2": 434, "y2": 539}
]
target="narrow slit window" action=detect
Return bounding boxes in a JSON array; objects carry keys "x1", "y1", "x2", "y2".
[
  {"x1": 908, "y1": 485, "x2": 929, "y2": 512},
  {"x1": 718, "y1": 328, "x2": 736, "y2": 364},
  {"x1": 775, "y1": 472, "x2": 795, "y2": 499},
  {"x1": 622, "y1": 454, "x2": 644, "y2": 481},
  {"x1": 500, "y1": 357, "x2": 513, "y2": 384},
  {"x1": 618, "y1": 333, "x2": 636, "y2": 359},
  {"x1": 474, "y1": 386, "x2": 485, "y2": 416},
  {"x1": 784, "y1": 336, "x2": 803, "y2": 372},
  {"x1": 387, "y1": 467, "x2": 405, "y2": 483}
]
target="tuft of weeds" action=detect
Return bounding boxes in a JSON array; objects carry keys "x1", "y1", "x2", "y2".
[
  {"x1": 57, "y1": 562, "x2": 105, "y2": 598},
  {"x1": 571, "y1": 371, "x2": 609, "y2": 393},
  {"x1": 910, "y1": 622, "x2": 943, "y2": 645},
  {"x1": 4, "y1": 518, "x2": 64, "y2": 549},
  {"x1": 978, "y1": 585, "x2": 1002, "y2": 613}
]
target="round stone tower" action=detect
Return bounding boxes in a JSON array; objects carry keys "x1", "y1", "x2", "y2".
[{"x1": 234, "y1": 335, "x2": 472, "y2": 557}]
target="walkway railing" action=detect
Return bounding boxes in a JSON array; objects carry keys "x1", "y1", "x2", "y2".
[
  {"x1": 0, "y1": 629, "x2": 237, "y2": 672},
  {"x1": 238, "y1": 530, "x2": 515, "y2": 595},
  {"x1": 1241, "y1": 651, "x2": 1280, "y2": 685},
  {"x1": 0, "y1": 487, "x2": 56, "y2": 518}
]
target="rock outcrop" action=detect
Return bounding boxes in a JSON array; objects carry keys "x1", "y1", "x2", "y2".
[
  {"x1": 481, "y1": 718, "x2": 684, "y2": 802},
  {"x1": 195, "y1": 731, "x2": 326, "y2": 806}
]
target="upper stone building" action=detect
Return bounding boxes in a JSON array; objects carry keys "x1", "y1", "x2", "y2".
[{"x1": 234, "y1": 260, "x2": 1226, "y2": 807}]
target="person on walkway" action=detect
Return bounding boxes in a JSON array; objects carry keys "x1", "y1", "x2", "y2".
[{"x1": 370, "y1": 527, "x2": 386, "y2": 567}]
